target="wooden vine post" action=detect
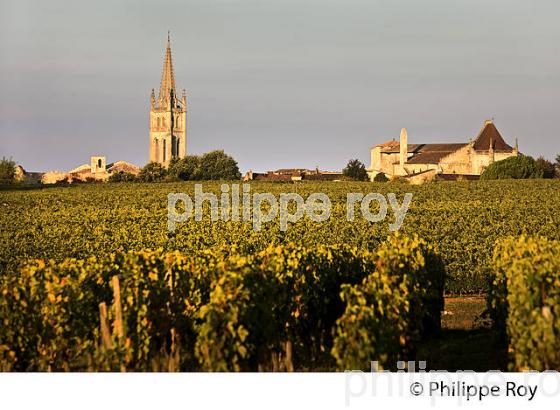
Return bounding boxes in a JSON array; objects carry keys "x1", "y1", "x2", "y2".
[
  {"x1": 111, "y1": 276, "x2": 126, "y2": 372},
  {"x1": 98, "y1": 302, "x2": 112, "y2": 351}
]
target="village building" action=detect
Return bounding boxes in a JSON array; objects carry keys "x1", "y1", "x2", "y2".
[
  {"x1": 41, "y1": 156, "x2": 140, "y2": 184},
  {"x1": 367, "y1": 120, "x2": 519, "y2": 183},
  {"x1": 243, "y1": 168, "x2": 343, "y2": 182},
  {"x1": 149, "y1": 34, "x2": 187, "y2": 167}
]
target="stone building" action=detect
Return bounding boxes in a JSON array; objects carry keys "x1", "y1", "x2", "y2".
[
  {"x1": 149, "y1": 34, "x2": 187, "y2": 167},
  {"x1": 41, "y1": 156, "x2": 140, "y2": 184},
  {"x1": 367, "y1": 120, "x2": 519, "y2": 182},
  {"x1": 243, "y1": 168, "x2": 343, "y2": 182}
]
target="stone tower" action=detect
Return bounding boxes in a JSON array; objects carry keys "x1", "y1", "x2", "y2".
[
  {"x1": 149, "y1": 34, "x2": 187, "y2": 167},
  {"x1": 399, "y1": 128, "x2": 408, "y2": 174}
]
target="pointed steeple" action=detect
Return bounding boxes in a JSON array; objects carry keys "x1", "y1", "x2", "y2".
[{"x1": 159, "y1": 32, "x2": 176, "y2": 102}]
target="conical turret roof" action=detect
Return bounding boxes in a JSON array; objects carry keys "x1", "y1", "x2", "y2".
[{"x1": 472, "y1": 120, "x2": 513, "y2": 151}]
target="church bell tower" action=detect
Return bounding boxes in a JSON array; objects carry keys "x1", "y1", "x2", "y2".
[{"x1": 149, "y1": 33, "x2": 187, "y2": 167}]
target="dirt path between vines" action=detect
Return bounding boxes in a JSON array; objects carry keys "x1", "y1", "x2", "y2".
[{"x1": 417, "y1": 296, "x2": 508, "y2": 371}]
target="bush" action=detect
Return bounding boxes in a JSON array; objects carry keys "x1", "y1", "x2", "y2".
[
  {"x1": 535, "y1": 156, "x2": 556, "y2": 179},
  {"x1": 343, "y1": 159, "x2": 369, "y2": 181},
  {"x1": 373, "y1": 172, "x2": 389, "y2": 183},
  {"x1": 489, "y1": 236, "x2": 560, "y2": 370},
  {"x1": 138, "y1": 162, "x2": 167, "y2": 182},
  {"x1": 331, "y1": 235, "x2": 444, "y2": 370},
  {"x1": 0, "y1": 157, "x2": 16, "y2": 184},
  {"x1": 480, "y1": 155, "x2": 543, "y2": 180},
  {"x1": 108, "y1": 171, "x2": 136, "y2": 183}
]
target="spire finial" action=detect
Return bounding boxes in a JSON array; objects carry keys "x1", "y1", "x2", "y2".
[{"x1": 168, "y1": 30, "x2": 170, "y2": 44}]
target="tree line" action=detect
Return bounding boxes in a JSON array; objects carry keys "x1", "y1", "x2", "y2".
[
  {"x1": 2, "y1": 152, "x2": 560, "y2": 185},
  {"x1": 111, "y1": 150, "x2": 241, "y2": 183}
]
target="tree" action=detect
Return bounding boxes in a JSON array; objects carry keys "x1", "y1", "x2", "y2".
[
  {"x1": 0, "y1": 157, "x2": 16, "y2": 184},
  {"x1": 197, "y1": 150, "x2": 241, "y2": 180},
  {"x1": 535, "y1": 156, "x2": 556, "y2": 179},
  {"x1": 108, "y1": 171, "x2": 137, "y2": 183},
  {"x1": 138, "y1": 162, "x2": 167, "y2": 182},
  {"x1": 168, "y1": 155, "x2": 201, "y2": 181},
  {"x1": 343, "y1": 159, "x2": 368, "y2": 181},
  {"x1": 480, "y1": 155, "x2": 543, "y2": 180}
]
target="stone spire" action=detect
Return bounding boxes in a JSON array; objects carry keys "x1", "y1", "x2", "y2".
[{"x1": 159, "y1": 32, "x2": 177, "y2": 103}]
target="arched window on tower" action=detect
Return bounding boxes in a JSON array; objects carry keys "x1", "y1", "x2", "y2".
[
  {"x1": 157, "y1": 117, "x2": 161, "y2": 128},
  {"x1": 176, "y1": 137, "x2": 180, "y2": 156},
  {"x1": 163, "y1": 140, "x2": 167, "y2": 162},
  {"x1": 98, "y1": 159, "x2": 102, "y2": 168}
]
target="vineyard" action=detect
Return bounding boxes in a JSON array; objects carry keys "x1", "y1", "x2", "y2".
[{"x1": 1, "y1": 179, "x2": 560, "y2": 371}]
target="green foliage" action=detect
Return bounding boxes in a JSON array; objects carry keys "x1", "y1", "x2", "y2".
[
  {"x1": 373, "y1": 172, "x2": 389, "y2": 183},
  {"x1": 0, "y1": 249, "x2": 221, "y2": 371},
  {"x1": 343, "y1": 159, "x2": 369, "y2": 181},
  {"x1": 489, "y1": 236, "x2": 560, "y2": 370},
  {"x1": 0, "y1": 157, "x2": 16, "y2": 184},
  {"x1": 195, "y1": 245, "x2": 377, "y2": 371},
  {"x1": 331, "y1": 235, "x2": 444, "y2": 370},
  {"x1": 166, "y1": 151, "x2": 241, "y2": 181},
  {"x1": 168, "y1": 155, "x2": 202, "y2": 181},
  {"x1": 2, "y1": 180, "x2": 560, "y2": 296},
  {"x1": 535, "y1": 156, "x2": 556, "y2": 179},
  {"x1": 480, "y1": 155, "x2": 543, "y2": 180},
  {"x1": 138, "y1": 162, "x2": 167, "y2": 182},
  {"x1": 2, "y1": 179, "x2": 560, "y2": 370},
  {"x1": 197, "y1": 150, "x2": 241, "y2": 180},
  {"x1": 108, "y1": 171, "x2": 137, "y2": 183},
  {"x1": 0, "y1": 240, "x2": 443, "y2": 371}
]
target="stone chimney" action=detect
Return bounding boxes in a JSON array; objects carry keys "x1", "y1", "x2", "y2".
[{"x1": 399, "y1": 128, "x2": 408, "y2": 170}]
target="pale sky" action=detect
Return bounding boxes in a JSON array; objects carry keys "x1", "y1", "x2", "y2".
[{"x1": 1, "y1": 0, "x2": 559, "y2": 173}]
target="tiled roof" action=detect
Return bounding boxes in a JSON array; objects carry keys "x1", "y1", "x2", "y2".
[
  {"x1": 406, "y1": 143, "x2": 468, "y2": 164},
  {"x1": 304, "y1": 173, "x2": 343, "y2": 181},
  {"x1": 274, "y1": 168, "x2": 309, "y2": 175},
  {"x1": 107, "y1": 161, "x2": 141, "y2": 175},
  {"x1": 472, "y1": 121, "x2": 513, "y2": 152},
  {"x1": 377, "y1": 142, "x2": 423, "y2": 153}
]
